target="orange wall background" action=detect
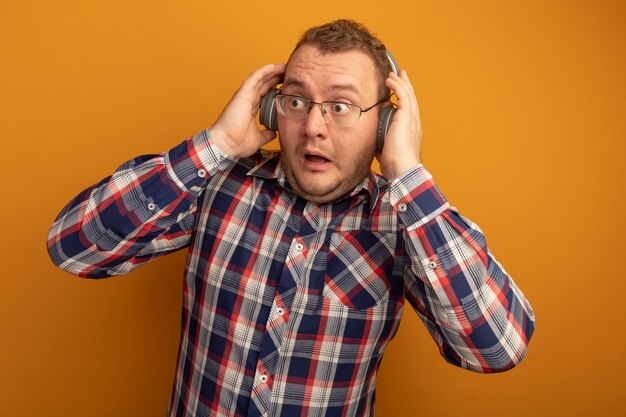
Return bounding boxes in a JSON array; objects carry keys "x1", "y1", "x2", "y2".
[{"x1": 2, "y1": 1, "x2": 625, "y2": 416}]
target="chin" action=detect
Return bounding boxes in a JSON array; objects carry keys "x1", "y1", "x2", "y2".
[{"x1": 281, "y1": 152, "x2": 373, "y2": 203}]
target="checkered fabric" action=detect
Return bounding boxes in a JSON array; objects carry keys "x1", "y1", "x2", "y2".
[{"x1": 47, "y1": 129, "x2": 535, "y2": 417}]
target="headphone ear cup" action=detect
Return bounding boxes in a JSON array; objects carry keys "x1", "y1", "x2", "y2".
[
  {"x1": 377, "y1": 106, "x2": 396, "y2": 152},
  {"x1": 259, "y1": 88, "x2": 280, "y2": 131},
  {"x1": 375, "y1": 50, "x2": 400, "y2": 151}
]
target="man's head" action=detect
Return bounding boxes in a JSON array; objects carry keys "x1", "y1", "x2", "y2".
[
  {"x1": 277, "y1": 20, "x2": 392, "y2": 203},
  {"x1": 290, "y1": 19, "x2": 392, "y2": 101}
]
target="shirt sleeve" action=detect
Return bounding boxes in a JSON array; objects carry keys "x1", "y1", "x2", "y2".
[
  {"x1": 388, "y1": 165, "x2": 536, "y2": 373},
  {"x1": 46, "y1": 129, "x2": 231, "y2": 278}
]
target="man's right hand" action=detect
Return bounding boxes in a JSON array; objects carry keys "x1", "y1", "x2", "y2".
[{"x1": 209, "y1": 63, "x2": 286, "y2": 158}]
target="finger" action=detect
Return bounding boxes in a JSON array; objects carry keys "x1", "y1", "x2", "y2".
[
  {"x1": 260, "y1": 63, "x2": 286, "y2": 84},
  {"x1": 259, "y1": 129, "x2": 278, "y2": 146},
  {"x1": 386, "y1": 72, "x2": 411, "y2": 110},
  {"x1": 243, "y1": 64, "x2": 285, "y2": 94},
  {"x1": 400, "y1": 70, "x2": 416, "y2": 96},
  {"x1": 235, "y1": 64, "x2": 284, "y2": 115},
  {"x1": 400, "y1": 71, "x2": 420, "y2": 120},
  {"x1": 387, "y1": 71, "x2": 420, "y2": 118},
  {"x1": 257, "y1": 65, "x2": 286, "y2": 96},
  {"x1": 394, "y1": 71, "x2": 416, "y2": 107}
]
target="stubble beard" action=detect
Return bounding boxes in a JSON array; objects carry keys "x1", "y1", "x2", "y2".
[{"x1": 280, "y1": 146, "x2": 376, "y2": 204}]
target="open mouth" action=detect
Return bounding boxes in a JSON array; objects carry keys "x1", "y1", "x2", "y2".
[{"x1": 305, "y1": 154, "x2": 331, "y2": 164}]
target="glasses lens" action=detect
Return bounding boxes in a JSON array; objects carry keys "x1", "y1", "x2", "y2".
[
  {"x1": 276, "y1": 95, "x2": 309, "y2": 120},
  {"x1": 322, "y1": 102, "x2": 358, "y2": 126},
  {"x1": 274, "y1": 94, "x2": 361, "y2": 127}
]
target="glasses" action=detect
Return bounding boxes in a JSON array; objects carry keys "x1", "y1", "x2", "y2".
[{"x1": 274, "y1": 93, "x2": 387, "y2": 127}]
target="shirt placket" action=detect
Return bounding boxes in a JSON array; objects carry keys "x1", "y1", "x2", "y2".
[{"x1": 247, "y1": 228, "x2": 310, "y2": 416}]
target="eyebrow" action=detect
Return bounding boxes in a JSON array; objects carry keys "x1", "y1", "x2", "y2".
[{"x1": 282, "y1": 79, "x2": 362, "y2": 96}]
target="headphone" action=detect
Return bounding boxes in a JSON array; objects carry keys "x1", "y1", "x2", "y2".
[{"x1": 259, "y1": 50, "x2": 399, "y2": 152}]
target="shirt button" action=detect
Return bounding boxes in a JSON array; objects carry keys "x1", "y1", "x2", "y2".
[
  {"x1": 398, "y1": 203, "x2": 407, "y2": 212},
  {"x1": 295, "y1": 243, "x2": 304, "y2": 252},
  {"x1": 429, "y1": 260, "x2": 437, "y2": 269},
  {"x1": 197, "y1": 168, "x2": 207, "y2": 178},
  {"x1": 277, "y1": 307, "x2": 285, "y2": 316},
  {"x1": 259, "y1": 374, "x2": 268, "y2": 383},
  {"x1": 147, "y1": 202, "x2": 156, "y2": 211}
]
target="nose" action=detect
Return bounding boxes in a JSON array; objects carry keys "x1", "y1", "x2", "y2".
[{"x1": 303, "y1": 103, "x2": 328, "y2": 138}]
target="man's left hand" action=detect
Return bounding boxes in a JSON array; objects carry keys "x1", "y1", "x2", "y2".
[{"x1": 376, "y1": 70, "x2": 423, "y2": 180}]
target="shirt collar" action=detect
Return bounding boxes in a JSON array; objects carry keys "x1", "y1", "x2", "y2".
[{"x1": 246, "y1": 152, "x2": 384, "y2": 206}]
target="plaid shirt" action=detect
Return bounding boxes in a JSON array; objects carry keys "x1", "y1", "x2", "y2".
[{"x1": 47, "y1": 129, "x2": 535, "y2": 417}]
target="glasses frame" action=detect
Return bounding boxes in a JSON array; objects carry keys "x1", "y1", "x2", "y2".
[{"x1": 273, "y1": 91, "x2": 388, "y2": 126}]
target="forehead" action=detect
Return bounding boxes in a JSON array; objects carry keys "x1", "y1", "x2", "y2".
[{"x1": 284, "y1": 45, "x2": 378, "y2": 99}]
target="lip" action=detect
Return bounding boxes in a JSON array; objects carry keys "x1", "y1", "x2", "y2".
[{"x1": 301, "y1": 149, "x2": 333, "y2": 171}]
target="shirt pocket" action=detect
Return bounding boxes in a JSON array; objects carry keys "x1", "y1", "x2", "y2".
[{"x1": 324, "y1": 230, "x2": 396, "y2": 310}]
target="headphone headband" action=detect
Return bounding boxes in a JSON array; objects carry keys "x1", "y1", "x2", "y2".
[{"x1": 386, "y1": 50, "x2": 400, "y2": 75}]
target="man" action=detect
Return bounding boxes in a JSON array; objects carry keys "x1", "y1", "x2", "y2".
[{"x1": 48, "y1": 19, "x2": 535, "y2": 417}]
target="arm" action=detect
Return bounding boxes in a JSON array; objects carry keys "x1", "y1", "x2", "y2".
[
  {"x1": 389, "y1": 166, "x2": 535, "y2": 372},
  {"x1": 47, "y1": 64, "x2": 286, "y2": 278},
  {"x1": 46, "y1": 132, "x2": 231, "y2": 278},
  {"x1": 379, "y1": 71, "x2": 535, "y2": 372}
]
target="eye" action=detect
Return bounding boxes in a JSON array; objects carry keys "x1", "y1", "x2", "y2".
[
  {"x1": 286, "y1": 96, "x2": 308, "y2": 111},
  {"x1": 329, "y1": 102, "x2": 352, "y2": 115}
]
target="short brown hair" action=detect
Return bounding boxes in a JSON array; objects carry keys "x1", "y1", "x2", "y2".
[{"x1": 290, "y1": 19, "x2": 392, "y2": 100}]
